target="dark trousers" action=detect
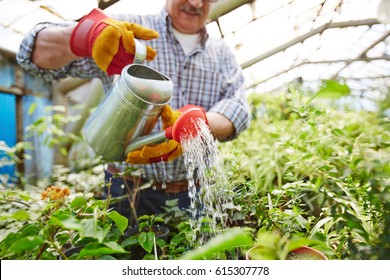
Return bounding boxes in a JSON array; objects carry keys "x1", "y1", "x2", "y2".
[{"x1": 103, "y1": 170, "x2": 192, "y2": 221}]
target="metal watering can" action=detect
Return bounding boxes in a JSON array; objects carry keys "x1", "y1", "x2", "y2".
[{"x1": 83, "y1": 40, "x2": 173, "y2": 162}]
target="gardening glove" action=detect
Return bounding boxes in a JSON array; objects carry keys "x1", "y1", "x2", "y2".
[
  {"x1": 125, "y1": 105, "x2": 183, "y2": 164},
  {"x1": 70, "y1": 8, "x2": 159, "y2": 75}
]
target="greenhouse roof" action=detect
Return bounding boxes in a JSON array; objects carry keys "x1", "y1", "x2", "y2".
[{"x1": 0, "y1": 0, "x2": 389, "y2": 97}]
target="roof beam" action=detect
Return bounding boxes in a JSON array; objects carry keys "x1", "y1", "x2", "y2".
[
  {"x1": 331, "y1": 29, "x2": 390, "y2": 79},
  {"x1": 99, "y1": 0, "x2": 121, "y2": 10},
  {"x1": 240, "y1": 18, "x2": 381, "y2": 69},
  {"x1": 246, "y1": 56, "x2": 390, "y2": 90},
  {"x1": 209, "y1": 0, "x2": 254, "y2": 21}
]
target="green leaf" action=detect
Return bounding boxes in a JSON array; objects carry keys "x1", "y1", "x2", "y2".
[
  {"x1": 180, "y1": 228, "x2": 253, "y2": 260},
  {"x1": 142, "y1": 254, "x2": 156, "y2": 260},
  {"x1": 138, "y1": 232, "x2": 155, "y2": 253},
  {"x1": 138, "y1": 215, "x2": 151, "y2": 221},
  {"x1": 91, "y1": 200, "x2": 105, "y2": 208},
  {"x1": 139, "y1": 221, "x2": 149, "y2": 230},
  {"x1": 28, "y1": 103, "x2": 37, "y2": 115},
  {"x1": 344, "y1": 212, "x2": 370, "y2": 243},
  {"x1": 331, "y1": 128, "x2": 346, "y2": 137},
  {"x1": 256, "y1": 228, "x2": 279, "y2": 249},
  {"x1": 312, "y1": 80, "x2": 350, "y2": 100},
  {"x1": 10, "y1": 235, "x2": 45, "y2": 251},
  {"x1": 153, "y1": 216, "x2": 164, "y2": 223},
  {"x1": 107, "y1": 211, "x2": 128, "y2": 234},
  {"x1": 19, "y1": 223, "x2": 40, "y2": 237},
  {"x1": 121, "y1": 235, "x2": 139, "y2": 248},
  {"x1": 59, "y1": 147, "x2": 68, "y2": 156},
  {"x1": 79, "y1": 242, "x2": 126, "y2": 257},
  {"x1": 0, "y1": 210, "x2": 31, "y2": 221},
  {"x1": 309, "y1": 217, "x2": 334, "y2": 239},
  {"x1": 70, "y1": 196, "x2": 88, "y2": 209},
  {"x1": 11, "y1": 210, "x2": 30, "y2": 220},
  {"x1": 103, "y1": 241, "x2": 127, "y2": 253},
  {"x1": 170, "y1": 232, "x2": 186, "y2": 246},
  {"x1": 156, "y1": 238, "x2": 165, "y2": 248},
  {"x1": 80, "y1": 219, "x2": 109, "y2": 243},
  {"x1": 50, "y1": 214, "x2": 83, "y2": 231},
  {"x1": 17, "y1": 191, "x2": 32, "y2": 202}
]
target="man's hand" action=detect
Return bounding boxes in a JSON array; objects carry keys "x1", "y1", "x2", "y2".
[
  {"x1": 70, "y1": 8, "x2": 158, "y2": 75},
  {"x1": 126, "y1": 105, "x2": 183, "y2": 164}
]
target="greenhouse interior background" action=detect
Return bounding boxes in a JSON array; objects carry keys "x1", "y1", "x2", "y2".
[
  {"x1": 0, "y1": 0, "x2": 389, "y2": 182},
  {"x1": 0, "y1": 0, "x2": 389, "y2": 261}
]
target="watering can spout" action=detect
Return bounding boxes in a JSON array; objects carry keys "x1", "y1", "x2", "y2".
[
  {"x1": 167, "y1": 105, "x2": 208, "y2": 141},
  {"x1": 124, "y1": 104, "x2": 207, "y2": 154}
]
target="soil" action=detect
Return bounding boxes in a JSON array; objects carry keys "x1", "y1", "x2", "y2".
[{"x1": 287, "y1": 252, "x2": 324, "y2": 260}]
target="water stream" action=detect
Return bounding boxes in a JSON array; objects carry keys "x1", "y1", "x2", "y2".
[{"x1": 180, "y1": 119, "x2": 232, "y2": 244}]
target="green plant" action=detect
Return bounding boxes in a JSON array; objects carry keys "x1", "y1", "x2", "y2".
[
  {"x1": 106, "y1": 165, "x2": 145, "y2": 227},
  {"x1": 218, "y1": 86, "x2": 389, "y2": 259},
  {"x1": 119, "y1": 214, "x2": 170, "y2": 260},
  {"x1": 0, "y1": 141, "x2": 34, "y2": 188},
  {"x1": 25, "y1": 105, "x2": 83, "y2": 157},
  {"x1": 0, "y1": 186, "x2": 129, "y2": 260}
]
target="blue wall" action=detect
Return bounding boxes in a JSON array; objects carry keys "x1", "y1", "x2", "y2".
[
  {"x1": 0, "y1": 93, "x2": 17, "y2": 182},
  {"x1": 0, "y1": 61, "x2": 52, "y2": 186}
]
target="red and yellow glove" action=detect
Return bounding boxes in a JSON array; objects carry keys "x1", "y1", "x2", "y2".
[
  {"x1": 126, "y1": 105, "x2": 182, "y2": 164},
  {"x1": 70, "y1": 8, "x2": 159, "y2": 75}
]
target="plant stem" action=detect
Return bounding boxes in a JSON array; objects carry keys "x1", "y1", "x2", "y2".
[
  {"x1": 7, "y1": 199, "x2": 31, "y2": 208},
  {"x1": 123, "y1": 174, "x2": 142, "y2": 227},
  {"x1": 154, "y1": 235, "x2": 158, "y2": 260},
  {"x1": 102, "y1": 177, "x2": 113, "y2": 223},
  {"x1": 35, "y1": 243, "x2": 48, "y2": 260},
  {"x1": 35, "y1": 227, "x2": 60, "y2": 260},
  {"x1": 258, "y1": 205, "x2": 283, "y2": 234},
  {"x1": 127, "y1": 192, "x2": 139, "y2": 227}
]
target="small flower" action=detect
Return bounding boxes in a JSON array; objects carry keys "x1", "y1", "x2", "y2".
[{"x1": 41, "y1": 186, "x2": 71, "y2": 201}]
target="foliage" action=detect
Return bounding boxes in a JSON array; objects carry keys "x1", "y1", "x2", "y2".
[
  {"x1": 0, "y1": 83, "x2": 389, "y2": 260},
  {"x1": 0, "y1": 141, "x2": 33, "y2": 188},
  {"x1": 219, "y1": 87, "x2": 390, "y2": 259},
  {"x1": 25, "y1": 105, "x2": 83, "y2": 157},
  {"x1": 119, "y1": 214, "x2": 169, "y2": 260},
  {"x1": 0, "y1": 186, "x2": 130, "y2": 260},
  {"x1": 179, "y1": 227, "x2": 253, "y2": 260}
]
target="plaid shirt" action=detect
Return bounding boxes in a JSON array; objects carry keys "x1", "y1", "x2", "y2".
[{"x1": 17, "y1": 8, "x2": 250, "y2": 183}]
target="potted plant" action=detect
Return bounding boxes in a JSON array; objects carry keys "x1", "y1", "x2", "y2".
[
  {"x1": 246, "y1": 244, "x2": 328, "y2": 260},
  {"x1": 245, "y1": 228, "x2": 329, "y2": 260},
  {"x1": 287, "y1": 246, "x2": 328, "y2": 260}
]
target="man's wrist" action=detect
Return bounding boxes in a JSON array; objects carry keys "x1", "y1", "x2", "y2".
[{"x1": 32, "y1": 25, "x2": 80, "y2": 68}]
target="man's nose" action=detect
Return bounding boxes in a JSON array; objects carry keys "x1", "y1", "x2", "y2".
[{"x1": 188, "y1": 0, "x2": 204, "y2": 9}]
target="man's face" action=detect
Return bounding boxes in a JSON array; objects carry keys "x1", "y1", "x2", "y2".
[{"x1": 165, "y1": 0, "x2": 212, "y2": 34}]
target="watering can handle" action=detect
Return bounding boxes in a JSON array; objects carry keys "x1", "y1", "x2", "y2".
[{"x1": 133, "y1": 38, "x2": 147, "y2": 64}]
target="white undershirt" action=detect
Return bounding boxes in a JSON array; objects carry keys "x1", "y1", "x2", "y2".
[{"x1": 172, "y1": 28, "x2": 202, "y2": 56}]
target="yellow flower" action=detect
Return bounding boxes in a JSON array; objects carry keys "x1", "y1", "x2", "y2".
[{"x1": 41, "y1": 186, "x2": 71, "y2": 201}]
